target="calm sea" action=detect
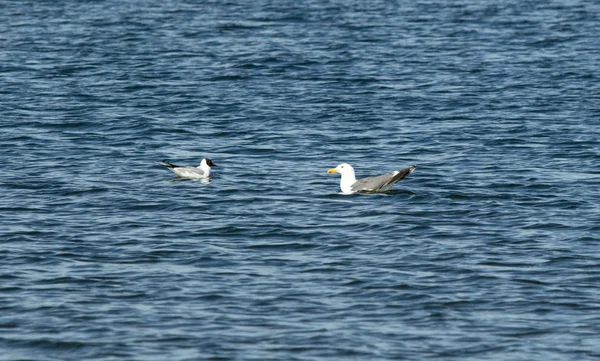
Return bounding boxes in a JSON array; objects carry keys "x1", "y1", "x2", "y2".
[{"x1": 1, "y1": 1, "x2": 599, "y2": 360}]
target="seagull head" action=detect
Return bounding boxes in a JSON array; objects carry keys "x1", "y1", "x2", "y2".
[
  {"x1": 328, "y1": 163, "x2": 357, "y2": 193},
  {"x1": 201, "y1": 158, "x2": 217, "y2": 167},
  {"x1": 328, "y1": 163, "x2": 354, "y2": 176}
]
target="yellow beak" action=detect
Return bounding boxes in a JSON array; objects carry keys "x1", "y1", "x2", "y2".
[{"x1": 327, "y1": 168, "x2": 338, "y2": 174}]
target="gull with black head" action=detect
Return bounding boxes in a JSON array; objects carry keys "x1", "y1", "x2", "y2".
[{"x1": 161, "y1": 158, "x2": 216, "y2": 179}]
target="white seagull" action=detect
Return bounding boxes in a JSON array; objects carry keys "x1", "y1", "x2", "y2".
[
  {"x1": 161, "y1": 158, "x2": 216, "y2": 179},
  {"x1": 328, "y1": 163, "x2": 416, "y2": 194}
]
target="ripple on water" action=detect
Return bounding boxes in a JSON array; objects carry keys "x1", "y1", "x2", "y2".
[{"x1": 1, "y1": 0, "x2": 600, "y2": 360}]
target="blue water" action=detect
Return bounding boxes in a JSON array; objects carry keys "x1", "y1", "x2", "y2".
[{"x1": 2, "y1": 1, "x2": 600, "y2": 360}]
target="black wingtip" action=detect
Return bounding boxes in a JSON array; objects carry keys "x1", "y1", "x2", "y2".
[
  {"x1": 161, "y1": 160, "x2": 177, "y2": 168},
  {"x1": 390, "y1": 165, "x2": 416, "y2": 183}
]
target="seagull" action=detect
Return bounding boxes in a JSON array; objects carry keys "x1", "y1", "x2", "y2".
[
  {"x1": 328, "y1": 163, "x2": 416, "y2": 194},
  {"x1": 160, "y1": 158, "x2": 216, "y2": 179}
]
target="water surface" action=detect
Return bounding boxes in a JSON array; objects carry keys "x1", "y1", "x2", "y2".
[{"x1": 1, "y1": 1, "x2": 599, "y2": 360}]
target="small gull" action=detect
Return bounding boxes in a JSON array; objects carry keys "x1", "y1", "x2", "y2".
[
  {"x1": 161, "y1": 158, "x2": 216, "y2": 179},
  {"x1": 328, "y1": 163, "x2": 416, "y2": 194}
]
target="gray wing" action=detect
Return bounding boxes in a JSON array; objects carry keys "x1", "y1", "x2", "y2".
[
  {"x1": 351, "y1": 165, "x2": 416, "y2": 192},
  {"x1": 173, "y1": 166, "x2": 207, "y2": 178}
]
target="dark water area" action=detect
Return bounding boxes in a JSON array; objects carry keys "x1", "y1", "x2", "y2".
[{"x1": 1, "y1": 0, "x2": 600, "y2": 360}]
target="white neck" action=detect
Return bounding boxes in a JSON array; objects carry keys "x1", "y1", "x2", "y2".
[
  {"x1": 340, "y1": 170, "x2": 357, "y2": 194},
  {"x1": 198, "y1": 161, "x2": 211, "y2": 176}
]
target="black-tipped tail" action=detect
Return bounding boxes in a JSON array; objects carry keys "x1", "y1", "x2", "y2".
[
  {"x1": 388, "y1": 165, "x2": 416, "y2": 184},
  {"x1": 161, "y1": 160, "x2": 178, "y2": 169}
]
